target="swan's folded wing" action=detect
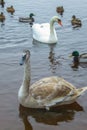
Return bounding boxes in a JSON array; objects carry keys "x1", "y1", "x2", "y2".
[
  {"x1": 32, "y1": 23, "x2": 50, "y2": 38},
  {"x1": 32, "y1": 23, "x2": 50, "y2": 32},
  {"x1": 30, "y1": 77, "x2": 76, "y2": 104}
]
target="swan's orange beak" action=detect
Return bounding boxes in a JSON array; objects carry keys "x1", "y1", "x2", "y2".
[{"x1": 58, "y1": 20, "x2": 63, "y2": 26}]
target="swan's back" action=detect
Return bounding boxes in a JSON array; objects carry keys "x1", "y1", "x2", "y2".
[
  {"x1": 32, "y1": 23, "x2": 50, "y2": 42},
  {"x1": 29, "y1": 76, "x2": 77, "y2": 107}
]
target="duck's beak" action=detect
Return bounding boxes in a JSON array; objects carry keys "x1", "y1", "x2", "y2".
[{"x1": 69, "y1": 54, "x2": 73, "y2": 58}]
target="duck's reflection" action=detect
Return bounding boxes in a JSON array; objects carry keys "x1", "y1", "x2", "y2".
[
  {"x1": 19, "y1": 102, "x2": 83, "y2": 130},
  {"x1": 48, "y1": 44, "x2": 61, "y2": 73},
  {"x1": 0, "y1": 21, "x2": 5, "y2": 27},
  {"x1": 71, "y1": 60, "x2": 87, "y2": 70}
]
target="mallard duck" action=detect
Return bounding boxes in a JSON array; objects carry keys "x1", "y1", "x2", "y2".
[
  {"x1": 0, "y1": 12, "x2": 5, "y2": 22},
  {"x1": 70, "y1": 51, "x2": 87, "y2": 68},
  {"x1": 71, "y1": 51, "x2": 87, "y2": 63},
  {"x1": 32, "y1": 16, "x2": 62, "y2": 44},
  {"x1": 56, "y1": 6, "x2": 64, "y2": 15},
  {"x1": 19, "y1": 13, "x2": 35, "y2": 24},
  {"x1": 71, "y1": 15, "x2": 82, "y2": 27},
  {"x1": 18, "y1": 50, "x2": 87, "y2": 110},
  {"x1": 6, "y1": 5, "x2": 15, "y2": 14}
]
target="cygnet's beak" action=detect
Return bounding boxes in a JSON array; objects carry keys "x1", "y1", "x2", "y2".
[
  {"x1": 20, "y1": 57, "x2": 24, "y2": 65},
  {"x1": 20, "y1": 55, "x2": 26, "y2": 65}
]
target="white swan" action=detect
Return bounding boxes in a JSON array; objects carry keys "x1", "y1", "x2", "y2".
[
  {"x1": 32, "y1": 16, "x2": 62, "y2": 44},
  {"x1": 18, "y1": 50, "x2": 87, "y2": 110}
]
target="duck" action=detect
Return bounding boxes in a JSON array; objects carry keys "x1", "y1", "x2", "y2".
[
  {"x1": 6, "y1": 5, "x2": 15, "y2": 14},
  {"x1": 71, "y1": 51, "x2": 87, "y2": 63},
  {"x1": 70, "y1": 51, "x2": 87, "y2": 68},
  {"x1": 19, "y1": 13, "x2": 35, "y2": 24},
  {"x1": 71, "y1": 15, "x2": 82, "y2": 27},
  {"x1": 0, "y1": 12, "x2": 5, "y2": 22},
  {"x1": 0, "y1": 0, "x2": 5, "y2": 7},
  {"x1": 18, "y1": 50, "x2": 87, "y2": 110},
  {"x1": 32, "y1": 16, "x2": 62, "y2": 44},
  {"x1": 56, "y1": 6, "x2": 64, "y2": 15}
]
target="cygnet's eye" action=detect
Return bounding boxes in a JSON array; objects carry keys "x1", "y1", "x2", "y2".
[
  {"x1": 22, "y1": 54, "x2": 26, "y2": 60},
  {"x1": 20, "y1": 54, "x2": 26, "y2": 65}
]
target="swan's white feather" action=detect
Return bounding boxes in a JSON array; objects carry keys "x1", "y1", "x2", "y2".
[
  {"x1": 32, "y1": 23, "x2": 51, "y2": 43},
  {"x1": 32, "y1": 16, "x2": 59, "y2": 44},
  {"x1": 32, "y1": 23, "x2": 57, "y2": 43}
]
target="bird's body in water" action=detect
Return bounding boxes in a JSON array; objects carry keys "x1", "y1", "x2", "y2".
[
  {"x1": 18, "y1": 50, "x2": 87, "y2": 110},
  {"x1": 70, "y1": 51, "x2": 87, "y2": 68}
]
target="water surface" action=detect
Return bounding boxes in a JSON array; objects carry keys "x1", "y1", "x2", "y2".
[{"x1": 0, "y1": 0, "x2": 87, "y2": 130}]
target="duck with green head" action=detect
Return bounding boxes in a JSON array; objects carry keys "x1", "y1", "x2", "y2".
[
  {"x1": 70, "y1": 51, "x2": 87, "y2": 68},
  {"x1": 29, "y1": 13, "x2": 35, "y2": 25},
  {"x1": 71, "y1": 51, "x2": 79, "y2": 68},
  {"x1": 29, "y1": 13, "x2": 35, "y2": 21},
  {"x1": 19, "y1": 13, "x2": 35, "y2": 24},
  {"x1": 72, "y1": 51, "x2": 79, "y2": 62}
]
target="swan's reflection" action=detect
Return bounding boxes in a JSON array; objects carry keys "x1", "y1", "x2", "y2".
[
  {"x1": 19, "y1": 102, "x2": 83, "y2": 130},
  {"x1": 48, "y1": 44, "x2": 61, "y2": 73}
]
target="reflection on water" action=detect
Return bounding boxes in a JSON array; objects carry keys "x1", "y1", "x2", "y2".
[
  {"x1": 0, "y1": 20, "x2": 5, "y2": 27},
  {"x1": 71, "y1": 61, "x2": 87, "y2": 70},
  {"x1": 79, "y1": 62, "x2": 87, "y2": 68},
  {"x1": 19, "y1": 102, "x2": 83, "y2": 130},
  {"x1": 48, "y1": 44, "x2": 61, "y2": 73},
  {"x1": 0, "y1": 22, "x2": 5, "y2": 27},
  {"x1": 72, "y1": 25, "x2": 82, "y2": 29},
  {"x1": 0, "y1": 0, "x2": 87, "y2": 129}
]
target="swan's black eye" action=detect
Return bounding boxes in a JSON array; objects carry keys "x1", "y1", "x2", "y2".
[
  {"x1": 58, "y1": 19, "x2": 62, "y2": 26},
  {"x1": 58, "y1": 19, "x2": 61, "y2": 22}
]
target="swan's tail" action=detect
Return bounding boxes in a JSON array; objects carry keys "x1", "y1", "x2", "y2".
[{"x1": 77, "y1": 86, "x2": 87, "y2": 97}]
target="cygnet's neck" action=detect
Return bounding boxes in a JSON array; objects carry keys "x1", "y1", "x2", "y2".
[{"x1": 22, "y1": 60, "x2": 31, "y2": 94}]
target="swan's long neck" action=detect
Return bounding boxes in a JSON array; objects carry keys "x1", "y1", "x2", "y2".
[
  {"x1": 50, "y1": 19, "x2": 55, "y2": 35},
  {"x1": 22, "y1": 60, "x2": 31, "y2": 96}
]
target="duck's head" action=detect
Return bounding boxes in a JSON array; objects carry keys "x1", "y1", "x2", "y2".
[
  {"x1": 29, "y1": 13, "x2": 35, "y2": 18},
  {"x1": 69, "y1": 51, "x2": 79, "y2": 58},
  {"x1": 51, "y1": 16, "x2": 63, "y2": 26},
  {"x1": 72, "y1": 51, "x2": 79, "y2": 57},
  {"x1": 1, "y1": 12, "x2": 4, "y2": 15},
  {"x1": 20, "y1": 50, "x2": 30, "y2": 65},
  {"x1": 11, "y1": 5, "x2": 13, "y2": 8},
  {"x1": 72, "y1": 15, "x2": 76, "y2": 19},
  {"x1": 71, "y1": 51, "x2": 80, "y2": 68}
]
